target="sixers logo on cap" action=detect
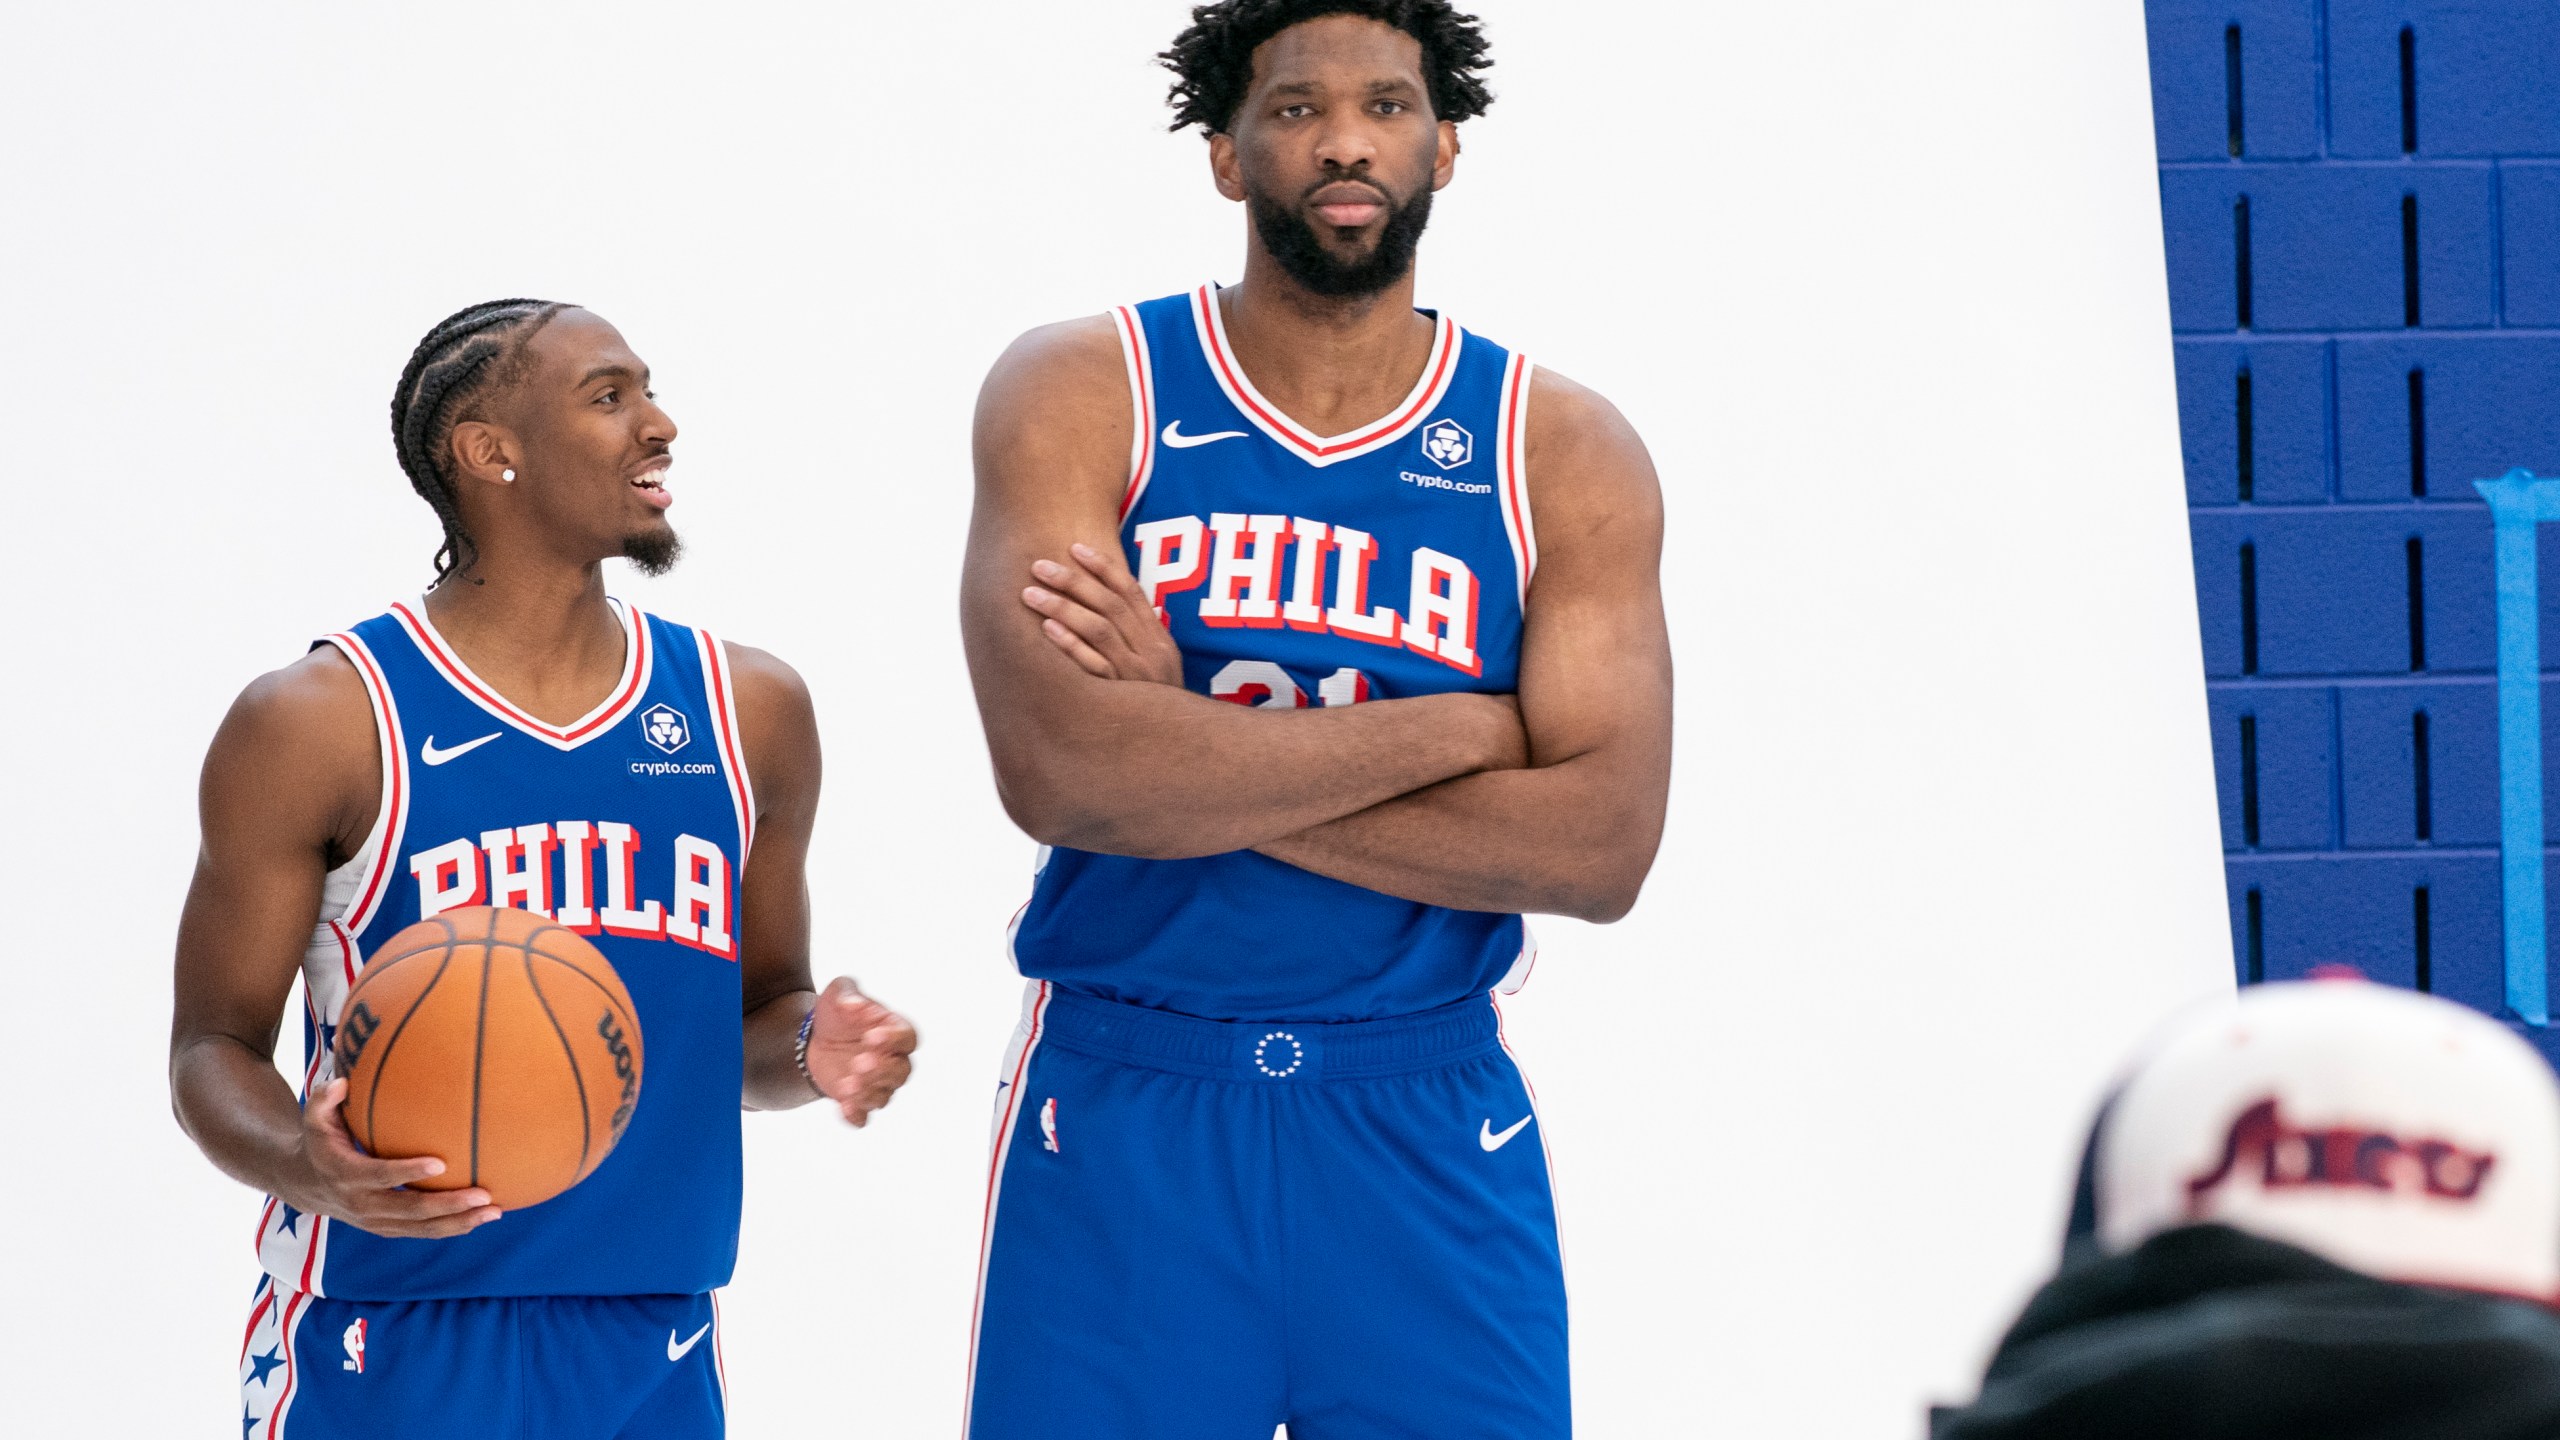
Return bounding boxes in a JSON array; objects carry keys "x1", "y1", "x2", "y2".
[
  {"x1": 2183, "y1": 1097, "x2": 2497, "y2": 1211},
  {"x1": 2088, "y1": 978, "x2": 2560, "y2": 1300}
]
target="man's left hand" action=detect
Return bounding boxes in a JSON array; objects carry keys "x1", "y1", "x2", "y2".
[
  {"x1": 802, "y1": 977, "x2": 919, "y2": 1127},
  {"x1": 1021, "y1": 543, "x2": 1184, "y2": 686}
]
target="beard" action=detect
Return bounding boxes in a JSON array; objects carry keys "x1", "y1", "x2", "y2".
[
  {"x1": 1247, "y1": 176, "x2": 1435, "y2": 298},
  {"x1": 621, "y1": 525, "x2": 683, "y2": 577}
]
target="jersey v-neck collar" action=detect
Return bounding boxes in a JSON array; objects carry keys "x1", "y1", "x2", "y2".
[
  {"x1": 387, "y1": 596, "x2": 653, "y2": 751},
  {"x1": 1188, "y1": 282, "x2": 1462, "y2": 469}
]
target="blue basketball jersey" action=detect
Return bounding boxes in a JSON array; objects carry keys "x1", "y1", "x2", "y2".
[
  {"x1": 256, "y1": 599, "x2": 753, "y2": 1300},
  {"x1": 1008, "y1": 285, "x2": 1539, "y2": 1022}
]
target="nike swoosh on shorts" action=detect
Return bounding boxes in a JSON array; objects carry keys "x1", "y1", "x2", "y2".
[{"x1": 667, "y1": 1321, "x2": 712, "y2": 1362}]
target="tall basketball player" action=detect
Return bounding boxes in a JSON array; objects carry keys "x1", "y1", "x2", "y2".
[
  {"x1": 170, "y1": 300, "x2": 918, "y2": 1439},
  {"x1": 960, "y1": 5, "x2": 1671, "y2": 1436}
]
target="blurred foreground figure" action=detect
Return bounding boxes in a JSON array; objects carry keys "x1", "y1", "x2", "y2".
[{"x1": 1936, "y1": 979, "x2": 2560, "y2": 1440}]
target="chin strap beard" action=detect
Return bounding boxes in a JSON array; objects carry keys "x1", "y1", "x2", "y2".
[{"x1": 1248, "y1": 184, "x2": 1435, "y2": 298}]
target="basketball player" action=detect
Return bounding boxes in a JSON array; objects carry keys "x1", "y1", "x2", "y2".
[
  {"x1": 169, "y1": 300, "x2": 918, "y2": 1439},
  {"x1": 959, "y1": 4, "x2": 1671, "y2": 1436}
]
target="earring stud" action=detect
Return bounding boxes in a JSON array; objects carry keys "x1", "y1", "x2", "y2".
[{"x1": 501, "y1": 468, "x2": 517, "y2": 482}]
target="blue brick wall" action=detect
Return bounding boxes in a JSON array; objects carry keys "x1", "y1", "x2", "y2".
[{"x1": 2147, "y1": 0, "x2": 2560, "y2": 1055}]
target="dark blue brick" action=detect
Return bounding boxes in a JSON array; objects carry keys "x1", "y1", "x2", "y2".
[
  {"x1": 2225, "y1": 853, "x2": 2500, "y2": 1004},
  {"x1": 2329, "y1": 2, "x2": 2560, "y2": 158},
  {"x1": 2501, "y1": 165, "x2": 2560, "y2": 325},
  {"x1": 2208, "y1": 684, "x2": 2335, "y2": 849},
  {"x1": 2338, "y1": 680, "x2": 2499, "y2": 847},
  {"x1": 2338, "y1": 338, "x2": 2560, "y2": 499},
  {"x1": 2162, "y1": 165, "x2": 2495, "y2": 334},
  {"x1": 2189, "y1": 509, "x2": 2494, "y2": 677},
  {"x1": 2146, "y1": 1, "x2": 2322, "y2": 161},
  {"x1": 2176, "y1": 340, "x2": 2329, "y2": 504},
  {"x1": 2415, "y1": 508, "x2": 2496, "y2": 672},
  {"x1": 2522, "y1": 1027, "x2": 2560, "y2": 1074}
]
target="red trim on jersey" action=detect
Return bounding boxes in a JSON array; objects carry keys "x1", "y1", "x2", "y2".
[
  {"x1": 388, "y1": 599, "x2": 652, "y2": 747},
  {"x1": 1113, "y1": 305, "x2": 1158, "y2": 521},
  {"x1": 1191, "y1": 284, "x2": 1459, "y2": 463},
  {"x1": 699, "y1": 632, "x2": 756, "y2": 863},
  {"x1": 1496, "y1": 354, "x2": 1538, "y2": 603},
  {"x1": 324, "y1": 632, "x2": 407, "y2": 936}
]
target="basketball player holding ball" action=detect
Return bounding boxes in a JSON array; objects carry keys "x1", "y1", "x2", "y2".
[
  {"x1": 961, "y1": 4, "x2": 1670, "y2": 1436},
  {"x1": 169, "y1": 300, "x2": 917, "y2": 1439}
]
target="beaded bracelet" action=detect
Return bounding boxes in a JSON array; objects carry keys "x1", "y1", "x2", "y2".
[{"x1": 793, "y1": 1004, "x2": 822, "y2": 1098}]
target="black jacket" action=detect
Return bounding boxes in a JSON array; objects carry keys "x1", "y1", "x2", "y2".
[{"x1": 1931, "y1": 1224, "x2": 2560, "y2": 1440}]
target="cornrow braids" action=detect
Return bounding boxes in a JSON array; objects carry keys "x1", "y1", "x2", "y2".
[
  {"x1": 1161, "y1": 0, "x2": 1494, "y2": 136},
  {"x1": 388, "y1": 298, "x2": 571, "y2": 584}
]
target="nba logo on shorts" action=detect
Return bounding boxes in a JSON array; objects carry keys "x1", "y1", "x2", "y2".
[
  {"x1": 640, "y1": 704, "x2": 691, "y2": 755},
  {"x1": 1420, "y1": 418, "x2": 1472, "y2": 468},
  {"x1": 341, "y1": 1317, "x2": 367, "y2": 1373}
]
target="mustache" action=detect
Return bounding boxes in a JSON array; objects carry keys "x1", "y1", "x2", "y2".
[{"x1": 1300, "y1": 174, "x2": 1399, "y2": 211}]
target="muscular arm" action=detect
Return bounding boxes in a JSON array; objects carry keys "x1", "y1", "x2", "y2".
[
  {"x1": 962, "y1": 316, "x2": 1526, "y2": 860},
  {"x1": 169, "y1": 650, "x2": 498, "y2": 1237},
  {"x1": 732, "y1": 644, "x2": 824, "y2": 1112},
  {"x1": 729, "y1": 644, "x2": 916, "y2": 1121},
  {"x1": 1251, "y1": 374, "x2": 1672, "y2": 921},
  {"x1": 1033, "y1": 372, "x2": 1674, "y2": 921}
]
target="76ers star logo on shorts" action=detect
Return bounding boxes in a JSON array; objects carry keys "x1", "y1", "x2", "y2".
[
  {"x1": 640, "y1": 703, "x2": 691, "y2": 755},
  {"x1": 1420, "y1": 418, "x2": 1473, "y2": 469}
]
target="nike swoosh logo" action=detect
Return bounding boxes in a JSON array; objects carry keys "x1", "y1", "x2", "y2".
[
  {"x1": 1161, "y1": 420, "x2": 1250, "y2": 449},
  {"x1": 1480, "y1": 1115, "x2": 1533, "y2": 1152},
  {"x1": 419, "y1": 732, "x2": 503, "y2": 766},
  {"x1": 667, "y1": 1321, "x2": 712, "y2": 1362}
]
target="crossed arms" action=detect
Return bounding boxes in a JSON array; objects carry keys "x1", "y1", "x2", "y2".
[{"x1": 962, "y1": 317, "x2": 1673, "y2": 922}]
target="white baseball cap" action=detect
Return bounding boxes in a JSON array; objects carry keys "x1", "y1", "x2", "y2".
[{"x1": 2084, "y1": 977, "x2": 2560, "y2": 1300}]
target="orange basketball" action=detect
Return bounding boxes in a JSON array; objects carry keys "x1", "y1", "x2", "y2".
[{"x1": 332, "y1": 906, "x2": 644, "y2": 1210}]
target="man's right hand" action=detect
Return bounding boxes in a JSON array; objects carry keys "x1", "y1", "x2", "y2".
[{"x1": 287, "y1": 1077, "x2": 502, "y2": 1239}]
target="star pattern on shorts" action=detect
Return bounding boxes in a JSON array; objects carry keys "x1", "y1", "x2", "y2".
[
  {"x1": 246, "y1": 1345, "x2": 285, "y2": 1386},
  {"x1": 277, "y1": 1204, "x2": 303, "y2": 1237},
  {"x1": 242, "y1": 1407, "x2": 261, "y2": 1438}
]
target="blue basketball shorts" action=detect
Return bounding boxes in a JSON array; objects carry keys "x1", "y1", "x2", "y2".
[
  {"x1": 965, "y1": 982, "x2": 1571, "y2": 1439},
  {"x1": 236, "y1": 1278, "x2": 723, "y2": 1439}
]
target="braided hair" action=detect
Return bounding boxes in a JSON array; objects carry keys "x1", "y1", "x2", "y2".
[
  {"x1": 389, "y1": 298, "x2": 572, "y2": 584},
  {"x1": 1161, "y1": 0, "x2": 1494, "y2": 136}
]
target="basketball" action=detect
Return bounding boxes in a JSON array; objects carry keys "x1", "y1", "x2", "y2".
[{"x1": 332, "y1": 906, "x2": 644, "y2": 1210}]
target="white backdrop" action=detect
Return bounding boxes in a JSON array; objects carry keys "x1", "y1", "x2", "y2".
[{"x1": 0, "y1": 2, "x2": 2232, "y2": 1433}]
